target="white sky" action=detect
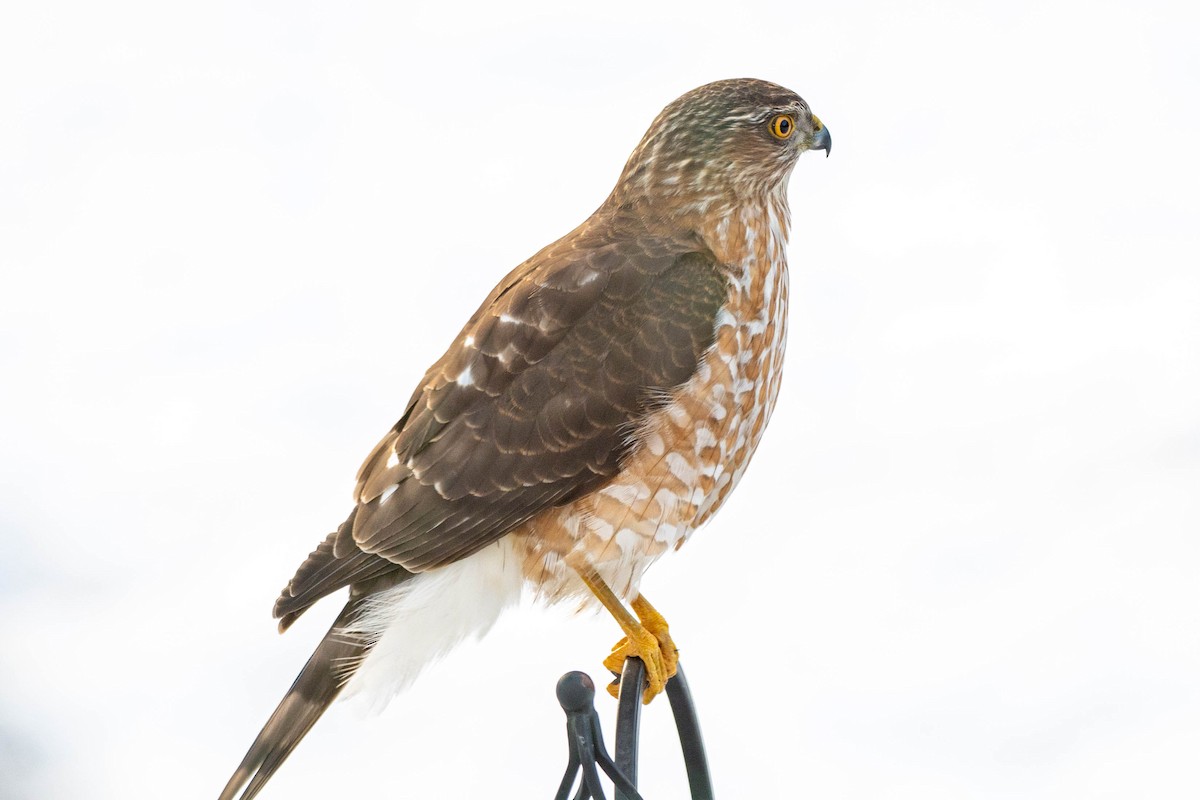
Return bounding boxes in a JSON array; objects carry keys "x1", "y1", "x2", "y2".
[{"x1": 1, "y1": 1, "x2": 1197, "y2": 798}]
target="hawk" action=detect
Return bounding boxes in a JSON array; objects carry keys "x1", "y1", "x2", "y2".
[{"x1": 220, "y1": 78, "x2": 830, "y2": 800}]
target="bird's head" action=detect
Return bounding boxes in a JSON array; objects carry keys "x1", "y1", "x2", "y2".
[{"x1": 613, "y1": 78, "x2": 830, "y2": 211}]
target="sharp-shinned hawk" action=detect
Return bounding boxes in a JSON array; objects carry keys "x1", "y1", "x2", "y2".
[{"x1": 220, "y1": 77, "x2": 831, "y2": 800}]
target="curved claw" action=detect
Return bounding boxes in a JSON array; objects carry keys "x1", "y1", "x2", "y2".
[
  {"x1": 602, "y1": 621, "x2": 679, "y2": 704},
  {"x1": 604, "y1": 628, "x2": 668, "y2": 703},
  {"x1": 569, "y1": 565, "x2": 680, "y2": 704}
]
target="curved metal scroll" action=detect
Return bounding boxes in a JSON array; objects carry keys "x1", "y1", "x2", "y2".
[{"x1": 553, "y1": 658, "x2": 714, "y2": 800}]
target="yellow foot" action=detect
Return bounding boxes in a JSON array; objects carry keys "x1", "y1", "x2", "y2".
[
  {"x1": 602, "y1": 595, "x2": 680, "y2": 704},
  {"x1": 632, "y1": 594, "x2": 680, "y2": 679}
]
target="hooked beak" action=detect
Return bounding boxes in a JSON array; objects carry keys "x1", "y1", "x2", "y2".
[{"x1": 810, "y1": 115, "x2": 831, "y2": 157}]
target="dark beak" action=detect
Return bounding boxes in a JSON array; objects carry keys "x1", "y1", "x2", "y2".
[{"x1": 811, "y1": 121, "x2": 832, "y2": 158}]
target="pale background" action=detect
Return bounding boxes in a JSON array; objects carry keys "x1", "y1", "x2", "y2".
[{"x1": 1, "y1": 1, "x2": 1197, "y2": 798}]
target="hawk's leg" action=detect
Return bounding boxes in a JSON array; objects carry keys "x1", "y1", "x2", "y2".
[
  {"x1": 574, "y1": 567, "x2": 678, "y2": 704},
  {"x1": 603, "y1": 594, "x2": 680, "y2": 702}
]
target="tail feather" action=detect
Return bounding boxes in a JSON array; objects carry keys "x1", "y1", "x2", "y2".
[
  {"x1": 219, "y1": 540, "x2": 522, "y2": 799},
  {"x1": 219, "y1": 587, "x2": 390, "y2": 800}
]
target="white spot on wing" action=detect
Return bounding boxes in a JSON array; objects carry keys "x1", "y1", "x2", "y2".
[
  {"x1": 601, "y1": 483, "x2": 649, "y2": 504},
  {"x1": 455, "y1": 366, "x2": 474, "y2": 387},
  {"x1": 643, "y1": 432, "x2": 666, "y2": 457}
]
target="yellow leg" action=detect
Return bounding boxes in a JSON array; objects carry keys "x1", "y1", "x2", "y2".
[
  {"x1": 630, "y1": 594, "x2": 679, "y2": 677},
  {"x1": 574, "y1": 566, "x2": 678, "y2": 704}
]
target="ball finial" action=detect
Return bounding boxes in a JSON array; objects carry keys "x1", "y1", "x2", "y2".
[{"x1": 556, "y1": 671, "x2": 596, "y2": 712}]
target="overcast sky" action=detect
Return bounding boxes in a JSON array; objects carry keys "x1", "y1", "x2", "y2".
[{"x1": 1, "y1": 1, "x2": 1197, "y2": 798}]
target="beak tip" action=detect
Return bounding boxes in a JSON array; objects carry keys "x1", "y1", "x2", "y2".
[{"x1": 812, "y1": 125, "x2": 832, "y2": 158}]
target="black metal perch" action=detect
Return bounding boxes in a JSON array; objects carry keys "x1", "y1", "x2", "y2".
[{"x1": 553, "y1": 658, "x2": 714, "y2": 800}]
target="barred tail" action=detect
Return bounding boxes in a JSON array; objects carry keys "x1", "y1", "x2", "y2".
[
  {"x1": 217, "y1": 598, "x2": 368, "y2": 800},
  {"x1": 219, "y1": 539, "x2": 523, "y2": 799}
]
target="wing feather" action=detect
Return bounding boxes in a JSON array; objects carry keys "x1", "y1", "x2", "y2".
[{"x1": 350, "y1": 238, "x2": 728, "y2": 572}]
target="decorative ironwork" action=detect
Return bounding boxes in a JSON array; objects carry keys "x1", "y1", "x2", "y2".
[{"x1": 553, "y1": 658, "x2": 714, "y2": 800}]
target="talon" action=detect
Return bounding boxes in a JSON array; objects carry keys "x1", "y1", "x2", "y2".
[
  {"x1": 570, "y1": 566, "x2": 680, "y2": 704},
  {"x1": 632, "y1": 594, "x2": 679, "y2": 688},
  {"x1": 603, "y1": 626, "x2": 669, "y2": 704}
]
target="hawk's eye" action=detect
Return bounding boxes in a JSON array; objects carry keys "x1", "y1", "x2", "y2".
[{"x1": 769, "y1": 115, "x2": 795, "y2": 139}]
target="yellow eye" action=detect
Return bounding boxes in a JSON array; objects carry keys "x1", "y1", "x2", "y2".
[{"x1": 769, "y1": 114, "x2": 796, "y2": 139}]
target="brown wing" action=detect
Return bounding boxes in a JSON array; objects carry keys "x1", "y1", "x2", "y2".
[
  {"x1": 272, "y1": 510, "x2": 405, "y2": 631},
  {"x1": 347, "y1": 234, "x2": 728, "y2": 571}
]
